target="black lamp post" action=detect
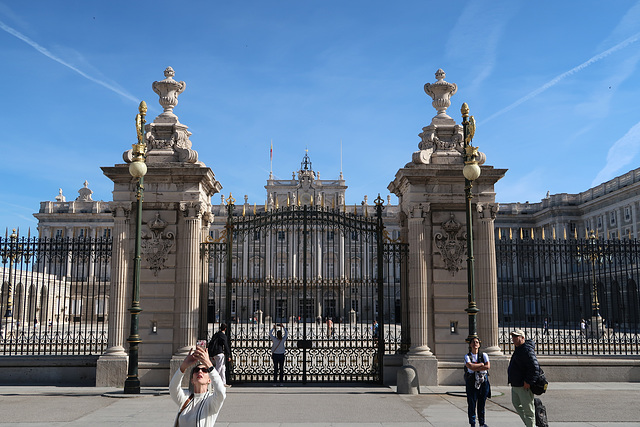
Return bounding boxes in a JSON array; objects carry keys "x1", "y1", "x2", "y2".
[
  {"x1": 586, "y1": 230, "x2": 605, "y2": 337},
  {"x1": 124, "y1": 101, "x2": 148, "y2": 394},
  {"x1": 461, "y1": 103, "x2": 481, "y2": 343}
]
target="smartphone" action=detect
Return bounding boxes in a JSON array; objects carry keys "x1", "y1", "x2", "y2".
[{"x1": 196, "y1": 339, "x2": 206, "y2": 348}]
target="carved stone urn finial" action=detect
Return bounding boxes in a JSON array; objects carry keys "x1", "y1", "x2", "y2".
[
  {"x1": 152, "y1": 66, "x2": 186, "y2": 124},
  {"x1": 424, "y1": 69, "x2": 457, "y2": 123}
]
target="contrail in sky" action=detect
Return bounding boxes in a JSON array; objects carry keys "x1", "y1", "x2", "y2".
[
  {"x1": 0, "y1": 19, "x2": 138, "y2": 103},
  {"x1": 482, "y1": 31, "x2": 640, "y2": 124}
]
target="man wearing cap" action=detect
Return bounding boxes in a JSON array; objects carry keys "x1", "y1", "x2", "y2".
[{"x1": 508, "y1": 329, "x2": 541, "y2": 427}]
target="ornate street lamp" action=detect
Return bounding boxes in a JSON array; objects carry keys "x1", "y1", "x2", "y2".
[
  {"x1": 585, "y1": 230, "x2": 606, "y2": 338},
  {"x1": 461, "y1": 103, "x2": 481, "y2": 343},
  {"x1": 124, "y1": 101, "x2": 148, "y2": 394}
]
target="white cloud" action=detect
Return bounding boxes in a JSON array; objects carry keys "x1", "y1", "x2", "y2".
[
  {"x1": 482, "y1": 31, "x2": 640, "y2": 124},
  {"x1": 446, "y1": 1, "x2": 522, "y2": 91},
  {"x1": 592, "y1": 121, "x2": 640, "y2": 186},
  {"x1": 0, "y1": 19, "x2": 138, "y2": 103}
]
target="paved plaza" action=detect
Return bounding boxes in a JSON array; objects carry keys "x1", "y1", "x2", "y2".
[{"x1": 0, "y1": 382, "x2": 638, "y2": 426}]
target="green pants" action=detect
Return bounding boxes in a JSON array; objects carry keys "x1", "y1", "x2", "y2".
[{"x1": 511, "y1": 386, "x2": 535, "y2": 427}]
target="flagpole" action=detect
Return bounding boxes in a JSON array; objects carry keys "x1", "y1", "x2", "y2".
[
  {"x1": 340, "y1": 139, "x2": 343, "y2": 179},
  {"x1": 270, "y1": 139, "x2": 273, "y2": 178}
]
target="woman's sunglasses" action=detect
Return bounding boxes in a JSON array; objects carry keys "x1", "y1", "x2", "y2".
[{"x1": 192, "y1": 367, "x2": 209, "y2": 374}]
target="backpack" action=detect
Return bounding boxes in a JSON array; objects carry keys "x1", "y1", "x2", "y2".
[
  {"x1": 207, "y1": 333, "x2": 222, "y2": 355},
  {"x1": 530, "y1": 367, "x2": 548, "y2": 395},
  {"x1": 463, "y1": 351, "x2": 484, "y2": 382},
  {"x1": 534, "y1": 397, "x2": 549, "y2": 427}
]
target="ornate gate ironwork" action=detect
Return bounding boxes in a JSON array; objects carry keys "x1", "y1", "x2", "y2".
[{"x1": 201, "y1": 196, "x2": 407, "y2": 383}]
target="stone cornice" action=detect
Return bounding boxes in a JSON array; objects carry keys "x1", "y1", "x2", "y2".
[
  {"x1": 101, "y1": 163, "x2": 222, "y2": 196},
  {"x1": 388, "y1": 165, "x2": 507, "y2": 196}
]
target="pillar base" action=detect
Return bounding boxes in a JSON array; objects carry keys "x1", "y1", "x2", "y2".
[
  {"x1": 403, "y1": 354, "x2": 438, "y2": 386},
  {"x1": 396, "y1": 365, "x2": 419, "y2": 394},
  {"x1": 588, "y1": 315, "x2": 606, "y2": 339},
  {"x1": 96, "y1": 354, "x2": 128, "y2": 387},
  {"x1": 487, "y1": 354, "x2": 509, "y2": 385},
  {"x1": 170, "y1": 354, "x2": 191, "y2": 388}
]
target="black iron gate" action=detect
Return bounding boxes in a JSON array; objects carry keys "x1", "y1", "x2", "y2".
[{"x1": 201, "y1": 196, "x2": 406, "y2": 383}]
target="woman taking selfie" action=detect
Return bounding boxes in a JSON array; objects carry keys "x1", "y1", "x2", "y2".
[{"x1": 170, "y1": 344, "x2": 226, "y2": 426}]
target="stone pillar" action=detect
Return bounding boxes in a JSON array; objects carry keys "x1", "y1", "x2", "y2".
[
  {"x1": 407, "y1": 204, "x2": 433, "y2": 356},
  {"x1": 389, "y1": 69, "x2": 507, "y2": 386},
  {"x1": 475, "y1": 203, "x2": 503, "y2": 355},
  {"x1": 96, "y1": 204, "x2": 131, "y2": 386},
  {"x1": 100, "y1": 67, "x2": 222, "y2": 387}
]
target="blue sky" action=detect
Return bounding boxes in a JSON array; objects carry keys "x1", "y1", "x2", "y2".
[{"x1": 2, "y1": 1, "x2": 640, "y2": 234}]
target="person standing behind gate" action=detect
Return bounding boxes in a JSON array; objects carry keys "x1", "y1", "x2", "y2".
[
  {"x1": 464, "y1": 337, "x2": 490, "y2": 427},
  {"x1": 207, "y1": 324, "x2": 231, "y2": 387},
  {"x1": 508, "y1": 329, "x2": 541, "y2": 427},
  {"x1": 269, "y1": 323, "x2": 288, "y2": 386}
]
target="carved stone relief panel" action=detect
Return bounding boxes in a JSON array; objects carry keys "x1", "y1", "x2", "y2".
[
  {"x1": 141, "y1": 212, "x2": 175, "y2": 276},
  {"x1": 434, "y1": 213, "x2": 466, "y2": 276}
]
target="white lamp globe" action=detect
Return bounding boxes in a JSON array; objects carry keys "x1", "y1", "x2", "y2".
[
  {"x1": 463, "y1": 163, "x2": 481, "y2": 181},
  {"x1": 129, "y1": 161, "x2": 147, "y2": 178}
]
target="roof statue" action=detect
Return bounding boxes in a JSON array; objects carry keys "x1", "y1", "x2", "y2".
[
  {"x1": 76, "y1": 180, "x2": 93, "y2": 202},
  {"x1": 55, "y1": 188, "x2": 65, "y2": 202}
]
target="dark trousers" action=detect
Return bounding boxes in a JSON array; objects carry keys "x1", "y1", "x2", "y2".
[
  {"x1": 272, "y1": 353, "x2": 285, "y2": 383},
  {"x1": 466, "y1": 375, "x2": 489, "y2": 426}
]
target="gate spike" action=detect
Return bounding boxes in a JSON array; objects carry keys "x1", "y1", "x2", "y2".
[
  {"x1": 542, "y1": 228, "x2": 545, "y2": 240},
  {"x1": 498, "y1": 228, "x2": 501, "y2": 240},
  {"x1": 253, "y1": 203, "x2": 256, "y2": 215}
]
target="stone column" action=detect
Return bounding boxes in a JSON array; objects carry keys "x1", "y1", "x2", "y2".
[
  {"x1": 96, "y1": 204, "x2": 131, "y2": 386},
  {"x1": 475, "y1": 203, "x2": 501, "y2": 354},
  {"x1": 633, "y1": 202, "x2": 638, "y2": 238},
  {"x1": 407, "y1": 204, "x2": 433, "y2": 356},
  {"x1": 266, "y1": 231, "x2": 272, "y2": 278},
  {"x1": 176, "y1": 202, "x2": 204, "y2": 354}
]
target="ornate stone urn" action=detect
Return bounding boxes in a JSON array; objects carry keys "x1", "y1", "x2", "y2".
[
  {"x1": 424, "y1": 68, "x2": 457, "y2": 123},
  {"x1": 152, "y1": 66, "x2": 186, "y2": 124}
]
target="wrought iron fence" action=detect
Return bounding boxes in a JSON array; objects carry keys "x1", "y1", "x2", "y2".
[
  {"x1": 201, "y1": 203, "x2": 408, "y2": 383},
  {"x1": 0, "y1": 233, "x2": 110, "y2": 355},
  {"x1": 497, "y1": 236, "x2": 640, "y2": 355}
]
